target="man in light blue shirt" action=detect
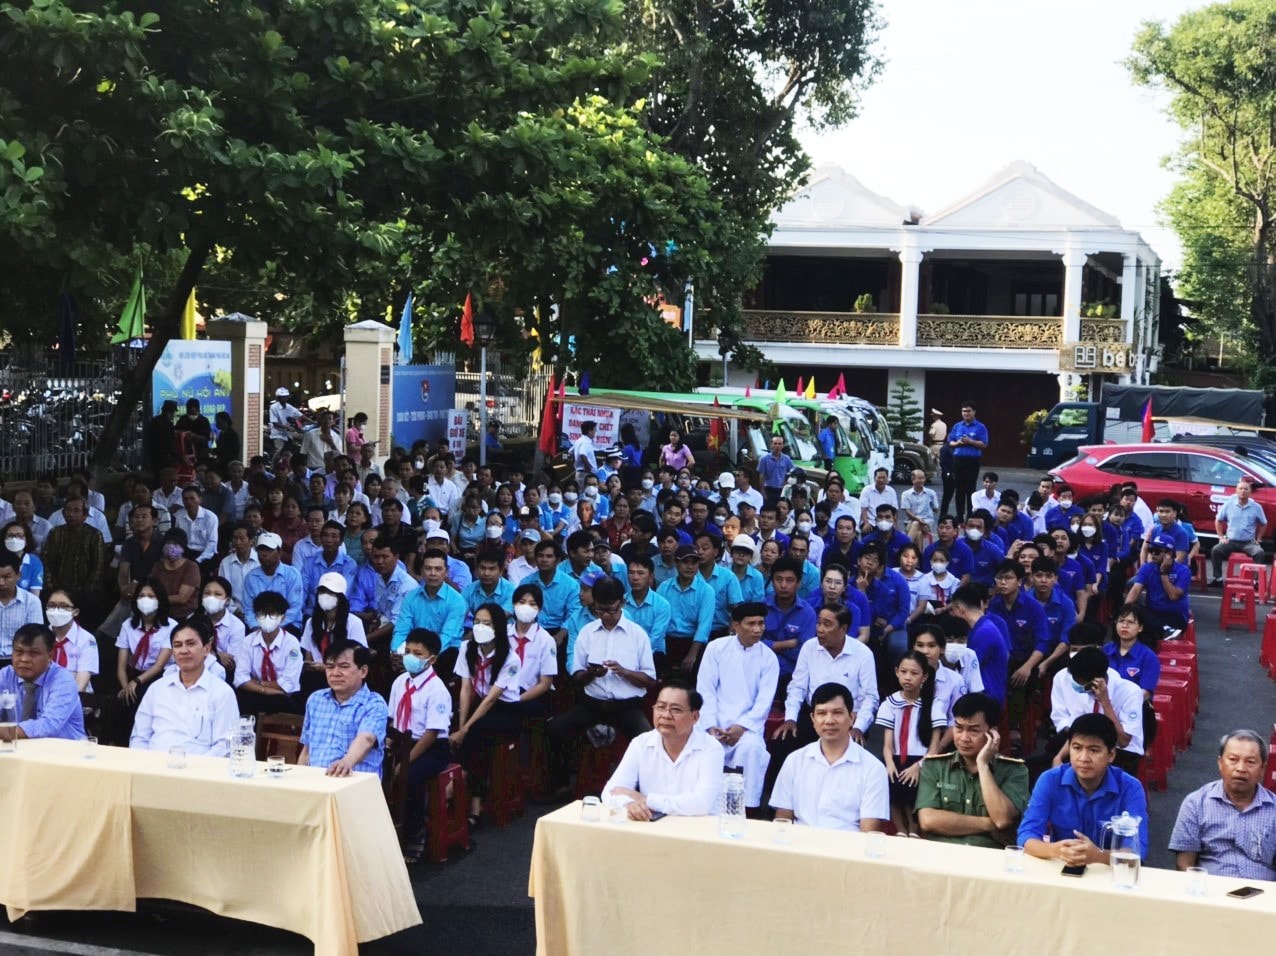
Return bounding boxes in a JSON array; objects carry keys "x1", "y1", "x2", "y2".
[
  {"x1": 350, "y1": 534, "x2": 416, "y2": 648},
  {"x1": 657, "y1": 544, "x2": 715, "y2": 674},
  {"x1": 1210, "y1": 477, "x2": 1267, "y2": 583},
  {"x1": 692, "y1": 531, "x2": 743, "y2": 635},
  {"x1": 0, "y1": 623, "x2": 85, "y2": 741},
  {"x1": 298, "y1": 641, "x2": 389, "y2": 777},
  {"x1": 463, "y1": 549, "x2": 516, "y2": 619},
  {"x1": 393, "y1": 550, "x2": 467, "y2": 657},
  {"x1": 757, "y1": 435, "x2": 794, "y2": 507},
  {"x1": 242, "y1": 532, "x2": 306, "y2": 630},
  {"x1": 301, "y1": 521, "x2": 358, "y2": 615},
  {"x1": 624, "y1": 555, "x2": 672, "y2": 658}
]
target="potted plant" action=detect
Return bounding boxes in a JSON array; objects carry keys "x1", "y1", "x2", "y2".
[{"x1": 853, "y1": 293, "x2": 874, "y2": 314}]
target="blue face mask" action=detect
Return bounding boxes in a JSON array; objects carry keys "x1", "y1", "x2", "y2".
[
  {"x1": 402, "y1": 653, "x2": 426, "y2": 676},
  {"x1": 1070, "y1": 678, "x2": 1088, "y2": 695}
]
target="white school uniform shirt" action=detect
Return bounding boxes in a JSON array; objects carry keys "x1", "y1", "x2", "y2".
[
  {"x1": 875, "y1": 692, "x2": 947, "y2": 761},
  {"x1": 388, "y1": 666, "x2": 452, "y2": 738},
  {"x1": 299, "y1": 613, "x2": 368, "y2": 660},
  {"x1": 914, "y1": 571, "x2": 959, "y2": 613},
  {"x1": 805, "y1": 533, "x2": 825, "y2": 567},
  {"x1": 509, "y1": 625, "x2": 558, "y2": 692},
  {"x1": 454, "y1": 642, "x2": 522, "y2": 703},
  {"x1": 932, "y1": 665, "x2": 964, "y2": 724},
  {"x1": 572, "y1": 615, "x2": 656, "y2": 702},
  {"x1": 943, "y1": 646, "x2": 984, "y2": 695},
  {"x1": 603, "y1": 728, "x2": 724, "y2": 816},
  {"x1": 210, "y1": 613, "x2": 248, "y2": 662},
  {"x1": 505, "y1": 554, "x2": 536, "y2": 584},
  {"x1": 228, "y1": 481, "x2": 250, "y2": 521},
  {"x1": 770, "y1": 739, "x2": 890, "y2": 831},
  {"x1": 233, "y1": 630, "x2": 303, "y2": 695},
  {"x1": 51, "y1": 622, "x2": 99, "y2": 676},
  {"x1": 116, "y1": 618, "x2": 175, "y2": 671},
  {"x1": 175, "y1": 507, "x2": 220, "y2": 561},
  {"x1": 899, "y1": 570, "x2": 924, "y2": 609},
  {"x1": 785, "y1": 638, "x2": 879, "y2": 734},
  {"x1": 153, "y1": 487, "x2": 185, "y2": 514},
  {"x1": 27, "y1": 515, "x2": 52, "y2": 552},
  {"x1": 1050, "y1": 666, "x2": 1145, "y2": 755},
  {"x1": 695, "y1": 636, "x2": 779, "y2": 735},
  {"x1": 969, "y1": 490, "x2": 1001, "y2": 515},
  {"x1": 218, "y1": 551, "x2": 261, "y2": 612},
  {"x1": 129, "y1": 664, "x2": 239, "y2": 757}
]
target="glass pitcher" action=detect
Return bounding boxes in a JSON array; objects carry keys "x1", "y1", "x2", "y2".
[
  {"x1": 0, "y1": 691, "x2": 16, "y2": 754},
  {"x1": 1101, "y1": 812, "x2": 1142, "y2": 890}
]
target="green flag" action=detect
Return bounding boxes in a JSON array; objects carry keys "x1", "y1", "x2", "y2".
[{"x1": 111, "y1": 261, "x2": 146, "y2": 344}]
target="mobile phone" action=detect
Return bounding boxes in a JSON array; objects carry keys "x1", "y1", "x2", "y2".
[
  {"x1": 648, "y1": 811, "x2": 667, "y2": 822},
  {"x1": 1227, "y1": 886, "x2": 1264, "y2": 899},
  {"x1": 1061, "y1": 864, "x2": 1087, "y2": 877}
]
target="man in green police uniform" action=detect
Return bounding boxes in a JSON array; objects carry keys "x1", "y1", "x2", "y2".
[{"x1": 916, "y1": 692, "x2": 1029, "y2": 848}]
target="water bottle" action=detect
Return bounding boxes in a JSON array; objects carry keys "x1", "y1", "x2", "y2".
[
  {"x1": 0, "y1": 691, "x2": 16, "y2": 755},
  {"x1": 229, "y1": 716, "x2": 256, "y2": 778},
  {"x1": 717, "y1": 767, "x2": 746, "y2": 839}
]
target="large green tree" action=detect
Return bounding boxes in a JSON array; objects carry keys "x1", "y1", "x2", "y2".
[{"x1": 1128, "y1": 0, "x2": 1276, "y2": 358}]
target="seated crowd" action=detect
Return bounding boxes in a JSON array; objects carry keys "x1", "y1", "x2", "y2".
[{"x1": 0, "y1": 411, "x2": 1271, "y2": 878}]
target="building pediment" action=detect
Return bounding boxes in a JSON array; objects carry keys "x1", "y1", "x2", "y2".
[
  {"x1": 773, "y1": 166, "x2": 913, "y2": 229},
  {"x1": 923, "y1": 161, "x2": 1121, "y2": 230}
]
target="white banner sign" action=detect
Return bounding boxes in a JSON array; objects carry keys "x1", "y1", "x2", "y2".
[
  {"x1": 446, "y1": 409, "x2": 467, "y2": 457},
  {"x1": 562, "y1": 403, "x2": 621, "y2": 446}
]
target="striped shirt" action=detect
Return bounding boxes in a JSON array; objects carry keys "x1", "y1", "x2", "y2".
[{"x1": 1169, "y1": 780, "x2": 1276, "y2": 881}]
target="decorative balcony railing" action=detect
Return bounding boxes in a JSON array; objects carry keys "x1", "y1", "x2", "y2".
[
  {"x1": 1079, "y1": 318, "x2": 1127, "y2": 342},
  {"x1": 734, "y1": 310, "x2": 901, "y2": 345},
  {"x1": 915, "y1": 314, "x2": 1062, "y2": 349}
]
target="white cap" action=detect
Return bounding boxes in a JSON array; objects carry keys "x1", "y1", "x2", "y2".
[
  {"x1": 426, "y1": 529, "x2": 450, "y2": 543},
  {"x1": 729, "y1": 535, "x2": 757, "y2": 555},
  {"x1": 717, "y1": 472, "x2": 736, "y2": 489},
  {"x1": 317, "y1": 571, "x2": 347, "y2": 595},
  {"x1": 254, "y1": 531, "x2": 283, "y2": 550},
  {"x1": 275, "y1": 386, "x2": 290, "y2": 397}
]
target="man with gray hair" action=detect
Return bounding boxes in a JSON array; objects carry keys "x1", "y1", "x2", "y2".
[{"x1": 1169, "y1": 729, "x2": 1276, "y2": 880}]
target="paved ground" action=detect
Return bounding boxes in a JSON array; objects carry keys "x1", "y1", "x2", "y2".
[{"x1": 5, "y1": 467, "x2": 1275, "y2": 954}]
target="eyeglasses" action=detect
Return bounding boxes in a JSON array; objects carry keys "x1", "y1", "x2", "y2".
[
  {"x1": 595, "y1": 603, "x2": 622, "y2": 614},
  {"x1": 46, "y1": 603, "x2": 75, "y2": 611},
  {"x1": 652, "y1": 703, "x2": 689, "y2": 716}
]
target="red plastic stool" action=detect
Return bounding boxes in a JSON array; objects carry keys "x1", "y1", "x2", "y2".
[
  {"x1": 1235, "y1": 563, "x2": 1270, "y2": 602},
  {"x1": 1191, "y1": 553, "x2": 1210, "y2": 591},
  {"x1": 1220, "y1": 582, "x2": 1257, "y2": 632},
  {"x1": 522, "y1": 720, "x2": 552, "y2": 801},
  {"x1": 427, "y1": 763, "x2": 470, "y2": 862},
  {"x1": 1227, "y1": 552, "x2": 1253, "y2": 579},
  {"x1": 573, "y1": 736, "x2": 628, "y2": 801},
  {"x1": 1142, "y1": 712, "x2": 1172, "y2": 791},
  {"x1": 488, "y1": 740, "x2": 526, "y2": 828},
  {"x1": 1183, "y1": 616, "x2": 1196, "y2": 645},
  {"x1": 1156, "y1": 679, "x2": 1192, "y2": 750},
  {"x1": 1161, "y1": 664, "x2": 1198, "y2": 716},
  {"x1": 1262, "y1": 613, "x2": 1276, "y2": 675},
  {"x1": 764, "y1": 704, "x2": 785, "y2": 740}
]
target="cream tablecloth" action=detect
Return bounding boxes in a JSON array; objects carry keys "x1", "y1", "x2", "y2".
[
  {"x1": 0, "y1": 739, "x2": 420, "y2": 956},
  {"x1": 529, "y1": 803, "x2": 1276, "y2": 956}
]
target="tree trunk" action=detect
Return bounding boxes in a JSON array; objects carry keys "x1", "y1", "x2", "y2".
[
  {"x1": 89, "y1": 238, "x2": 214, "y2": 485},
  {"x1": 1256, "y1": 207, "x2": 1276, "y2": 359}
]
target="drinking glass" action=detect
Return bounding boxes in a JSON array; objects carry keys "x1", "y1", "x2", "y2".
[
  {"x1": 771, "y1": 819, "x2": 793, "y2": 845},
  {"x1": 1186, "y1": 867, "x2": 1207, "y2": 897},
  {"x1": 580, "y1": 796, "x2": 601, "y2": 822},
  {"x1": 81, "y1": 736, "x2": 98, "y2": 760},
  {"x1": 167, "y1": 746, "x2": 187, "y2": 770},
  {"x1": 864, "y1": 831, "x2": 885, "y2": 859},
  {"x1": 1004, "y1": 845, "x2": 1025, "y2": 874},
  {"x1": 266, "y1": 755, "x2": 286, "y2": 778}
]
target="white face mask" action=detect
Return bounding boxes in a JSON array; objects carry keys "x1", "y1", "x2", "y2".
[
  {"x1": 136, "y1": 597, "x2": 159, "y2": 616},
  {"x1": 548, "y1": 493, "x2": 563, "y2": 506},
  {"x1": 563, "y1": 492, "x2": 578, "y2": 504},
  {"x1": 257, "y1": 615, "x2": 282, "y2": 634},
  {"x1": 46, "y1": 608, "x2": 74, "y2": 627},
  {"x1": 414, "y1": 458, "x2": 425, "y2": 469},
  {"x1": 965, "y1": 528, "x2": 983, "y2": 542},
  {"x1": 931, "y1": 561, "x2": 948, "y2": 575},
  {"x1": 424, "y1": 519, "x2": 442, "y2": 534},
  {"x1": 317, "y1": 593, "x2": 339, "y2": 612},
  {"x1": 201, "y1": 596, "x2": 226, "y2": 615},
  {"x1": 485, "y1": 525, "x2": 504, "y2": 539},
  {"x1": 513, "y1": 604, "x2": 539, "y2": 624},
  {"x1": 1070, "y1": 521, "x2": 1081, "y2": 533},
  {"x1": 584, "y1": 486, "x2": 599, "y2": 498},
  {"x1": 877, "y1": 519, "x2": 893, "y2": 532},
  {"x1": 641, "y1": 479, "x2": 654, "y2": 490},
  {"x1": 4, "y1": 537, "x2": 24, "y2": 553},
  {"x1": 713, "y1": 515, "x2": 727, "y2": 526},
  {"x1": 796, "y1": 520, "x2": 812, "y2": 533},
  {"x1": 472, "y1": 622, "x2": 496, "y2": 644},
  {"x1": 944, "y1": 643, "x2": 964, "y2": 663},
  {"x1": 1080, "y1": 525, "x2": 1097, "y2": 538}
]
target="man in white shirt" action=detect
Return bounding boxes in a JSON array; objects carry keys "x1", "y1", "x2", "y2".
[
  {"x1": 129, "y1": 617, "x2": 238, "y2": 756},
  {"x1": 571, "y1": 420, "x2": 599, "y2": 488},
  {"x1": 728, "y1": 469, "x2": 764, "y2": 514},
  {"x1": 218, "y1": 524, "x2": 260, "y2": 613},
  {"x1": 695, "y1": 602, "x2": 779, "y2": 810},
  {"x1": 426, "y1": 457, "x2": 460, "y2": 519},
  {"x1": 604, "y1": 680, "x2": 723, "y2": 820},
  {"x1": 774, "y1": 604, "x2": 879, "y2": 746},
  {"x1": 858, "y1": 468, "x2": 898, "y2": 532},
  {"x1": 770, "y1": 681, "x2": 890, "y2": 832},
  {"x1": 1049, "y1": 641, "x2": 1144, "y2": 773},
  {"x1": 174, "y1": 485, "x2": 220, "y2": 563},
  {"x1": 268, "y1": 387, "x2": 307, "y2": 454}
]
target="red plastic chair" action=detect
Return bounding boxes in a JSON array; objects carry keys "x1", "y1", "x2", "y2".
[
  {"x1": 1226, "y1": 552, "x2": 1253, "y2": 580},
  {"x1": 1142, "y1": 712, "x2": 1172, "y2": 791},
  {"x1": 573, "y1": 736, "x2": 628, "y2": 801},
  {"x1": 487, "y1": 741, "x2": 526, "y2": 828},
  {"x1": 1220, "y1": 582, "x2": 1257, "y2": 632},
  {"x1": 427, "y1": 764, "x2": 471, "y2": 862},
  {"x1": 1234, "y1": 563, "x2": 1270, "y2": 603},
  {"x1": 1262, "y1": 613, "x2": 1276, "y2": 676},
  {"x1": 1155, "y1": 679, "x2": 1191, "y2": 750},
  {"x1": 1190, "y1": 553, "x2": 1210, "y2": 592},
  {"x1": 1160, "y1": 664, "x2": 1198, "y2": 716}
]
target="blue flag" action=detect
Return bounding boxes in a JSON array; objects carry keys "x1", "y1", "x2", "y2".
[
  {"x1": 398, "y1": 292, "x2": 414, "y2": 365},
  {"x1": 579, "y1": 371, "x2": 591, "y2": 395}
]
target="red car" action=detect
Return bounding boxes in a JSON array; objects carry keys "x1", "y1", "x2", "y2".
[{"x1": 1050, "y1": 443, "x2": 1276, "y2": 547}]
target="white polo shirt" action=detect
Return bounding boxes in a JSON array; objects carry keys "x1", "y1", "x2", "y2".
[
  {"x1": 454, "y1": 643, "x2": 522, "y2": 703},
  {"x1": 603, "y1": 728, "x2": 724, "y2": 816},
  {"x1": 1050, "y1": 666, "x2": 1145, "y2": 755},
  {"x1": 785, "y1": 638, "x2": 879, "y2": 734},
  {"x1": 51, "y1": 622, "x2": 99, "y2": 676},
  {"x1": 770, "y1": 739, "x2": 890, "y2": 831},
  {"x1": 573, "y1": 615, "x2": 656, "y2": 702},
  {"x1": 116, "y1": 618, "x2": 175, "y2": 672},
  {"x1": 210, "y1": 613, "x2": 247, "y2": 662},
  {"x1": 696, "y1": 636, "x2": 779, "y2": 735},
  {"x1": 510, "y1": 625, "x2": 558, "y2": 692},
  {"x1": 388, "y1": 666, "x2": 452, "y2": 739},
  {"x1": 299, "y1": 613, "x2": 368, "y2": 661},
  {"x1": 175, "y1": 506, "x2": 220, "y2": 561},
  {"x1": 233, "y1": 630, "x2": 303, "y2": 694},
  {"x1": 128, "y1": 665, "x2": 239, "y2": 756}
]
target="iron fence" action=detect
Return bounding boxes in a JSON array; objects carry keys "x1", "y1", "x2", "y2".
[
  {"x1": 0, "y1": 348, "x2": 145, "y2": 481},
  {"x1": 451, "y1": 356, "x2": 552, "y2": 441}
]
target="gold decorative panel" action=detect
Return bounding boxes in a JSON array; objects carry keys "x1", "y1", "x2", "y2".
[
  {"x1": 740, "y1": 311, "x2": 900, "y2": 345},
  {"x1": 916, "y1": 315, "x2": 1063, "y2": 349},
  {"x1": 1079, "y1": 318, "x2": 1127, "y2": 343}
]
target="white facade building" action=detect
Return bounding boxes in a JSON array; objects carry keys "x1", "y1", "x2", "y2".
[{"x1": 694, "y1": 162, "x2": 1161, "y2": 463}]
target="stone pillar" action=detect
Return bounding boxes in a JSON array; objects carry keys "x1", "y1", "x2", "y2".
[
  {"x1": 343, "y1": 320, "x2": 397, "y2": 449},
  {"x1": 1120, "y1": 253, "x2": 1138, "y2": 344},
  {"x1": 897, "y1": 247, "x2": 924, "y2": 349},
  {"x1": 1061, "y1": 248, "x2": 1086, "y2": 343},
  {"x1": 206, "y1": 317, "x2": 268, "y2": 463}
]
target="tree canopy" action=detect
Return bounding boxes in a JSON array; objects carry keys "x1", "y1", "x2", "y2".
[{"x1": 1128, "y1": 0, "x2": 1276, "y2": 365}]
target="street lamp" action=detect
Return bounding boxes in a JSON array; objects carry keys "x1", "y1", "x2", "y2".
[{"x1": 474, "y1": 309, "x2": 499, "y2": 466}]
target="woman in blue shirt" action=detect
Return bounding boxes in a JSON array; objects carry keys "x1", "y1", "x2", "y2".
[
  {"x1": 1103, "y1": 603, "x2": 1160, "y2": 698},
  {"x1": 4, "y1": 521, "x2": 43, "y2": 596}
]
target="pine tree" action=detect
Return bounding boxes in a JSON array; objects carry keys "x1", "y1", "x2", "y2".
[{"x1": 886, "y1": 379, "x2": 923, "y2": 441}]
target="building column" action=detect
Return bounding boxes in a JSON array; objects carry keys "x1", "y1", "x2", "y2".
[
  {"x1": 897, "y1": 247, "x2": 923, "y2": 349},
  {"x1": 343, "y1": 320, "x2": 397, "y2": 449},
  {"x1": 206, "y1": 317, "x2": 268, "y2": 463},
  {"x1": 1061, "y1": 247, "x2": 1086, "y2": 343},
  {"x1": 1120, "y1": 253, "x2": 1138, "y2": 344}
]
